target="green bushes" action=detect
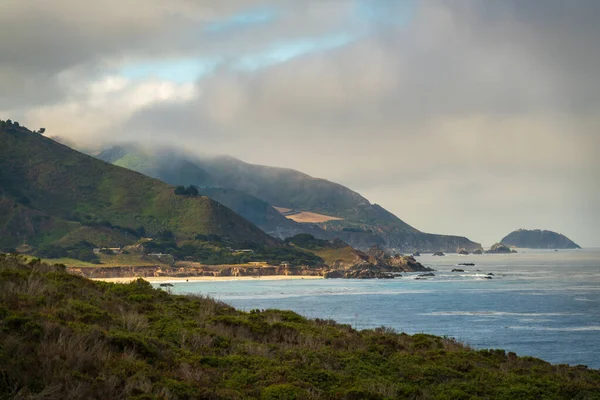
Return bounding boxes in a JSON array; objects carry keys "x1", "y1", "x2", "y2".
[
  {"x1": 1, "y1": 255, "x2": 599, "y2": 399},
  {"x1": 35, "y1": 240, "x2": 100, "y2": 263},
  {"x1": 261, "y1": 384, "x2": 306, "y2": 399}
]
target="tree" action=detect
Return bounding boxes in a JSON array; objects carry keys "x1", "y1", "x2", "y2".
[
  {"x1": 157, "y1": 230, "x2": 175, "y2": 241},
  {"x1": 186, "y1": 185, "x2": 199, "y2": 197},
  {"x1": 135, "y1": 226, "x2": 146, "y2": 237}
]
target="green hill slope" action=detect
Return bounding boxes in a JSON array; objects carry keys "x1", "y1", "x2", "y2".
[
  {"x1": 2, "y1": 254, "x2": 599, "y2": 399},
  {"x1": 0, "y1": 121, "x2": 276, "y2": 250},
  {"x1": 196, "y1": 157, "x2": 482, "y2": 252},
  {"x1": 196, "y1": 155, "x2": 418, "y2": 232},
  {"x1": 96, "y1": 145, "x2": 481, "y2": 253},
  {"x1": 96, "y1": 146, "x2": 333, "y2": 240}
]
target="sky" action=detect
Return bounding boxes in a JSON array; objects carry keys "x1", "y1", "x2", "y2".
[{"x1": 1, "y1": 0, "x2": 599, "y2": 247}]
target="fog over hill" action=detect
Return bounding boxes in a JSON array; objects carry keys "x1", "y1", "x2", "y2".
[{"x1": 96, "y1": 144, "x2": 482, "y2": 253}]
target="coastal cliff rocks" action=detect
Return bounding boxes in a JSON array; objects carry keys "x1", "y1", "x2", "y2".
[
  {"x1": 323, "y1": 253, "x2": 433, "y2": 279},
  {"x1": 366, "y1": 244, "x2": 388, "y2": 260},
  {"x1": 457, "y1": 248, "x2": 469, "y2": 255},
  {"x1": 324, "y1": 268, "x2": 394, "y2": 279},
  {"x1": 387, "y1": 255, "x2": 433, "y2": 272}
]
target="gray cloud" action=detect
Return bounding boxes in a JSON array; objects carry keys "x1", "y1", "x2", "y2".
[{"x1": 1, "y1": 0, "x2": 599, "y2": 246}]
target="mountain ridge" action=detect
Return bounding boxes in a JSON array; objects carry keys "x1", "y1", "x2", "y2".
[{"x1": 94, "y1": 144, "x2": 482, "y2": 253}]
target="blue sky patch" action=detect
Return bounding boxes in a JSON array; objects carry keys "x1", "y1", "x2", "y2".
[{"x1": 204, "y1": 7, "x2": 278, "y2": 33}]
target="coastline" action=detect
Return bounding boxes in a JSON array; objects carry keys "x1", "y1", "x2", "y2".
[{"x1": 92, "y1": 275, "x2": 324, "y2": 284}]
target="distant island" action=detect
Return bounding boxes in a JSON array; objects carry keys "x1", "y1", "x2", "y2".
[{"x1": 500, "y1": 229, "x2": 581, "y2": 249}]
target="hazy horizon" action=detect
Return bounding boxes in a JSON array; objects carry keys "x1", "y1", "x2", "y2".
[{"x1": 1, "y1": 0, "x2": 598, "y2": 247}]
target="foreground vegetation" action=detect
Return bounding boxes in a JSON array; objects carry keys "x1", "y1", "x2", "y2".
[{"x1": 1, "y1": 255, "x2": 599, "y2": 399}]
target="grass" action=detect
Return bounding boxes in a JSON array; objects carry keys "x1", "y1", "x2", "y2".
[
  {"x1": 285, "y1": 234, "x2": 363, "y2": 267},
  {"x1": 310, "y1": 247, "x2": 363, "y2": 267},
  {"x1": 0, "y1": 122, "x2": 276, "y2": 249},
  {"x1": 19, "y1": 253, "x2": 174, "y2": 268},
  {"x1": 1, "y1": 254, "x2": 599, "y2": 399},
  {"x1": 19, "y1": 255, "x2": 98, "y2": 267}
]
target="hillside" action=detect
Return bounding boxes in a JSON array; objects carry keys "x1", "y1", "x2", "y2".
[
  {"x1": 2, "y1": 254, "x2": 599, "y2": 399},
  {"x1": 501, "y1": 229, "x2": 581, "y2": 249},
  {"x1": 96, "y1": 145, "x2": 481, "y2": 253},
  {"x1": 194, "y1": 155, "x2": 418, "y2": 232},
  {"x1": 0, "y1": 121, "x2": 277, "y2": 250},
  {"x1": 95, "y1": 146, "x2": 325, "y2": 240}
]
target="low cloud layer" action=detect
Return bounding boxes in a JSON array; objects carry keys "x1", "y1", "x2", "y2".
[{"x1": 1, "y1": 0, "x2": 598, "y2": 246}]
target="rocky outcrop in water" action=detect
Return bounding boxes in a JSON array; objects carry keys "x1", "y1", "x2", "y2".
[
  {"x1": 387, "y1": 255, "x2": 432, "y2": 272},
  {"x1": 486, "y1": 243, "x2": 516, "y2": 254}
]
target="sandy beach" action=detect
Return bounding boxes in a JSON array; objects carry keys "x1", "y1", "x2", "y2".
[{"x1": 92, "y1": 275, "x2": 324, "y2": 284}]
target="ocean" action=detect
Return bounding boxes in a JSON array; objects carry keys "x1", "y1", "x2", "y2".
[{"x1": 159, "y1": 248, "x2": 600, "y2": 369}]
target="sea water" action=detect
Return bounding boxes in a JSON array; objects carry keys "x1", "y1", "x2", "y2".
[{"x1": 160, "y1": 249, "x2": 600, "y2": 368}]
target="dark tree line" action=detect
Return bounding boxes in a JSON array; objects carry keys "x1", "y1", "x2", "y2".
[{"x1": 174, "y1": 185, "x2": 199, "y2": 197}]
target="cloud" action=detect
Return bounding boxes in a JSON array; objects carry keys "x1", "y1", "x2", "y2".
[{"x1": 1, "y1": 0, "x2": 599, "y2": 246}]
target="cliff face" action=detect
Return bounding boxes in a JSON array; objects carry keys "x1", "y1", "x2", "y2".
[
  {"x1": 68, "y1": 263, "x2": 325, "y2": 279},
  {"x1": 500, "y1": 229, "x2": 581, "y2": 249},
  {"x1": 67, "y1": 247, "x2": 433, "y2": 279}
]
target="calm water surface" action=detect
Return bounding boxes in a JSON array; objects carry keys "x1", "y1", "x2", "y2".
[{"x1": 159, "y1": 249, "x2": 600, "y2": 368}]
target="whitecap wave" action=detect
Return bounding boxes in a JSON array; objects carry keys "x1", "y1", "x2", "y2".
[
  {"x1": 210, "y1": 289, "x2": 436, "y2": 300},
  {"x1": 507, "y1": 326, "x2": 600, "y2": 332},
  {"x1": 574, "y1": 297, "x2": 594, "y2": 302},
  {"x1": 423, "y1": 311, "x2": 580, "y2": 317}
]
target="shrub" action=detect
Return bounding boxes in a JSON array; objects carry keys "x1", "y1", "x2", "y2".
[{"x1": 261, "y1": 384, "x2": 306, "y2": 400}]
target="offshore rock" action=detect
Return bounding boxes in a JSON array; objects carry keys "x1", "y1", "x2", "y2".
[{"x1": 486, "y1": 243, "x2": 514, "y2": 254}]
